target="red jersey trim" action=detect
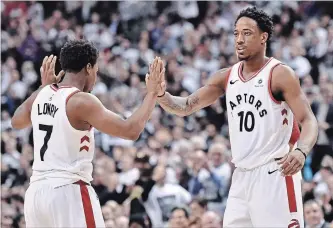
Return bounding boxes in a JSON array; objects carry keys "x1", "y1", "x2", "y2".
[{"x1": 238, "y1": 57, "x2": 273, "y2": 82}]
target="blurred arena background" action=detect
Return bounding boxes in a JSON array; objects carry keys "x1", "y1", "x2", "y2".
[{"x1": 1, "y1": 1, "x2": 333, "y2": 228}]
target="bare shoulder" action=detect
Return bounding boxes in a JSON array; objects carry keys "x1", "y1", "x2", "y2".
[
  {"x1": 67, "y1": 92, "x2": 102, "y2": 115},
  {"x1": 271, "y1": 64, "x2": 299, "y2": 92},
  {"x1": 207, "y1": 67, "x2": 232, "y2": 92}
]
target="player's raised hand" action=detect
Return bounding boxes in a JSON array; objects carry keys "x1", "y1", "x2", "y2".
[
  {"x1": 40, "y1": 55, "x2": 65, "y2": 86},
  {"x1": 277, "y1": 149, "x2": 306, "y2": 176},
  {"x1": 147, "y1": 58, "x2": 166, "y2": 97},
  {"x1": 145, "y1": 57, "x2": 165, "y2": 95}
]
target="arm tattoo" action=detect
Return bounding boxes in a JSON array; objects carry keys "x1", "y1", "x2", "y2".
[
  {"x1": 158, "y1": 93, "x2": 200, "y2": 116},
  {"x1": 185, "y1": 94, "x2": 199, "y2": 112}
]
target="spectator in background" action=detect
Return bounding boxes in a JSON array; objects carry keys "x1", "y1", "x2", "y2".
[
  {"x1": 168, "y1": 206, "x2": 190, "y2": 228},
  {"x1": 201, "y1": 211, "x2": 222, "y2": 228},
  {"x1": 144, "y1": 165, "x2": 191, "y2": 228},
  {"x1": 188, "y1": 149, "x2": 226, "y2": 216},
  {"x1": 304, "y1": 200, "x2": 331, "y2": 228},
  {"x1": 311, "y1": 83, "x2": 333, "y2": 174},
  {"x1": 189, "y1": 198, "x2": 208, "y2": 225}
]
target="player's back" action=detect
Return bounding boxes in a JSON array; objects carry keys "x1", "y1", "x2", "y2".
[{"x1": 30, "y1": 84, "x2": 94, "y2": 186}]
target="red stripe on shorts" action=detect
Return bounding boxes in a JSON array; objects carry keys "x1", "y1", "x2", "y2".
[
  {"x1": 79, "y1": 184, "x2": 96, "y2": 228},
  {"x1": 285, "y1": 176, "x2": 297, "y2": 212}
]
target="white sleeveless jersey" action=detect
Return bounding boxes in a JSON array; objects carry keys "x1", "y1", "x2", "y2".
[
  {"x1": 30, "y1": 84, "x2": 94, "y2": 185},
  {"x1": 226, "y1": 57, "x2": 294, "y2": 169}
]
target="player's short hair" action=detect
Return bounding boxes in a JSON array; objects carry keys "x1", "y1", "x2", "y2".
[
  {"x1": 235, "y1": 7, "x2": 274, "y2": 41},
  {"x1": 60, "y1": 40, "x2": 99, "y2": 73}
]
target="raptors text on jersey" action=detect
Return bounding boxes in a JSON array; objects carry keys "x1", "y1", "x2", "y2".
[{"x1": 226, "y1": 58, "x2": 295, "y2": 169}]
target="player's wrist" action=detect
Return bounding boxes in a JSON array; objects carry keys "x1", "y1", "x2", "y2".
[
  {"x1": 157, "y1": 91, "x2": 166, "y2": 98},
  {"x1": 147, "y1": 91, "x2": 159, "y2": 97},
  {"x1": 295, "y1": 148, "x2": 307, "y2": 159}
]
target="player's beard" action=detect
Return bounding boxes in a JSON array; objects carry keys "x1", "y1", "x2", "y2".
[{"x1": 238, "y1": 54, "x2": 250, "y2": 61}]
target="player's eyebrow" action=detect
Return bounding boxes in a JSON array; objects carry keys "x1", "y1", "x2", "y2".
[
  {"x1": 234, "y1": 28, "x2": 254, "y2": 32},
  {"x1": 242, "y1": 28, "x2": 254, "y2": 32}
]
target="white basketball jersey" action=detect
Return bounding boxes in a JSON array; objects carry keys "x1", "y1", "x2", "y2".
[
  {"x1": 30, "y1": 84, "x2": 94, "y2": 185},
  {"x1": 226, "y1": 57, "x2": 294, "y2": 169}
]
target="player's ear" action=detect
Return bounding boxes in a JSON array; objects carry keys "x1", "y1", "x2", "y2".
[
  {"x1": 86, "y1": 63, "x2": 92, "y2": 76},
  {"x1": 261, "y1": 32, "x2": 268, "y2": 45}
]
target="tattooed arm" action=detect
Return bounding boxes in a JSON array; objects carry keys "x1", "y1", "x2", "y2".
[{"x1": 157, "y1": 68, "x2": 230, "y2": 117}]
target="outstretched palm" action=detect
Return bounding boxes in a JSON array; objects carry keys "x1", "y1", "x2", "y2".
[
  {"x1": 146, "y1": 57, "x2": 166, "y2": 96},
  {"x1": 40, "y1": 55, "x2": 65, "y2": 86}
]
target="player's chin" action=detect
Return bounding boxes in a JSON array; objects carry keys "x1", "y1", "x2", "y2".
[{"x1": 237, "y1": 53, "x2": 249, "y2": 61}]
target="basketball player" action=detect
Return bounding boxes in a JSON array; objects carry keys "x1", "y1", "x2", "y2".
[
  {"x1": 148, "y1": 7, "x2": 318, "y2": 227},
  {"x1": 11, "y1": 40, "x2": 165, "y2": 227}
]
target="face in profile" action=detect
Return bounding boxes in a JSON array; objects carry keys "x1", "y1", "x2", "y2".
[
  {"x1": 84, "y1": 63, "x2": 99, "y2": 92},
  {"x1": 234, "y1": 17, "x2": 267, "y2": 61}
]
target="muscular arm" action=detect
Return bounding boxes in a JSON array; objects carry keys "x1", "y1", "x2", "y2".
[
  {"x1": 272, "y1": 65, "x2": 318, "y2": 155},
  {"x1": 11, "y1": 87, "x2": 43, "y2": 129},
  {"x1": 157, "y1": 68, "x2": 230, "y2": 116},
  {"x1": 70, "y1": 92, "x2": 158, "y2": 140}
]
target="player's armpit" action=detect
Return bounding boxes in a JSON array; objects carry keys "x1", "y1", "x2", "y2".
[
  {"x1": 11, "y1": 88, "x2": 43, "y2": 129},
  {"x1": 69, "y1": 92, "x2": 156, "y2": 140},
  {"x1": 157, "y1": 68, "x2": 230, "y2": 116},
  {"x1": 271, "y1": 64, "x2": 318, "y2": 155}
]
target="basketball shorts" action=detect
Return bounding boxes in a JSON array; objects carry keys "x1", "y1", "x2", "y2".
[
  {"x1": 223, "y1": 160, "x2": 304, "y2": 227},
  {"x1": 24, "y1": 179, "x2": 105, "y2": 228}
]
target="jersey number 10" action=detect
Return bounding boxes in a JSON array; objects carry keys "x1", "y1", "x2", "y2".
[
  {"x1": 238, "y1": 111, "x2": 255, "y2": 132},
  {"x1": 39, "y1": 124, "x2": 53, "y2": 161}
]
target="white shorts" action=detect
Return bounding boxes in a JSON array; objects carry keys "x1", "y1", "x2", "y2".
[
  {"x1": 223, "y1": 160, "x2": 304, "y2": 227},
  {"x1": 24, "y1": 180, "x2": 105, "y2": 228}
]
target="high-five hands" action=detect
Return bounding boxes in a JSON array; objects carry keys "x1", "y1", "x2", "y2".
[
  {"x1": 145, "y1": 57, "x2": 166, "y2": 97},
  {"x1": 40, "y1": 55, "x2": 65, "y2": 87}
]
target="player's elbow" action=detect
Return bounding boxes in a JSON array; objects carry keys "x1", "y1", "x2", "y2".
[
  {"x1": 11, "y1": 116, "x2": 25, "y2": 129},
  {"x1": 124, "y1": 122, "x2": 142, "y2": 141},
  {"x1": 11, "y1": 118, "x2": 19, "y2": 129}
]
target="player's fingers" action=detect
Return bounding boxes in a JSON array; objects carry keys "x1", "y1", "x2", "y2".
[
  {"x1": 158, "y1": 57, "x2": 163, "y2": 72},
  {"x1": 42, "y1": 56, "x2": 49, "y2": 70},
  {"x1": 153, "y1": 57, "x2": 158, "y2": 71},
  {"x1": 56, "y1": 70, "x2": 65, "y2": 82},
  {"x1": 145, "y1": 73, "x2": 149, "y2": 84},
  {"x1": 45, "y1": 55, "x2": 54, "y2": 73},
  {"x1": 158, "y1": 58, "x2": 164, "y2": 76},
  {"x1": 149, "y1": 58, "x2": 156, "y2": 74},
  {"x1": 159, "y1": 68, "x2": 165, "y2": 81},
  {"x1": 50, "y1": 56, "x2": 57, "y2": 73},
  {"x1": 155, "y1": 59, "x2": 162, "y2": 78},
  {"x1": 42, "y1": 56, "x2": 48, "y2": 65},
  {"x1": 279, "y1": 155, "x2": 292, "y2": 169},
  {"x1": 288, "y1": 165, "x2": 302, "y2": 176},
  {"x1": 282, "y1": 158, "x2": 297, "y2": 176},
  {"x1": 40, "y1": 56, "x2": 48, "y2": 75},
  {"x1": 277, "y1": 155, "x2": 288, "y2": 165},
  {"x1": 280, "y1": 159, "x2": 292, "y2": 175}
]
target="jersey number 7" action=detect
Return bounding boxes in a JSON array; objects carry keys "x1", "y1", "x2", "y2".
[{"x1": 39, "y1": 124, "x2": 53, "y2": 161}]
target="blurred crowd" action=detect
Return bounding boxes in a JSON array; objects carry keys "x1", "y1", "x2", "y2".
[{"x1": 1, "y1": 1, "x2": 333, "y2": 228}]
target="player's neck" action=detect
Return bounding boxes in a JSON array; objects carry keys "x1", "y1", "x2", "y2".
[
  {"x1": 242, "y1": 55, "x2": 270, "y2": 79},
  {"x1": 59, "y1": 74, "x2": 85, "y2": 91}
]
